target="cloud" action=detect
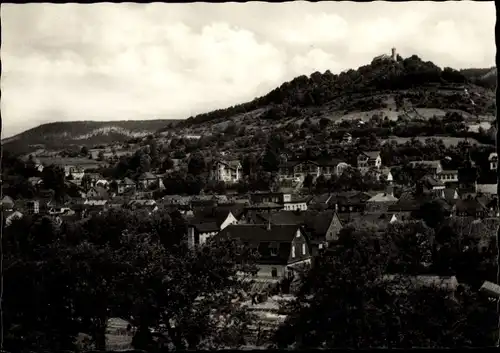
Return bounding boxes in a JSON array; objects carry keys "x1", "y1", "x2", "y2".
[{"x1": 1, "y1": 2, "x2": 495, "y2": 138}]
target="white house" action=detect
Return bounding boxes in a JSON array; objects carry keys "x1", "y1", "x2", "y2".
[
  {"x1": 211, "y1": 160, "x2": 242, "y2": 183},
  {"x1": 357, "y1": 151, "x2": 382, "y2": 169},
  {"x1": 187, "y1": 210, "x2": 239, "y2": 249},
  {"x1": 282, "y1": 194, "x2": 308, "y2": 211}
]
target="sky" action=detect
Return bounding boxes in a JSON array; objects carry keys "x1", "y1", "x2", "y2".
[{"x1": 1, "y1": 1, "x2": 496, "y2": 138}]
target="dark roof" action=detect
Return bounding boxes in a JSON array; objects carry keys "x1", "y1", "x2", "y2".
[
  {"x1": 388, "y1": 196, "x2": 426, "y2": 212},
  {"x1": 443, "y1": 188, "x2": 458, "y2": 202},
  {"x1": 246, "y1": 202, "x2": 284, "y2": 210},
  {"x1": 218, "y1": 224, "x2": 301, "y2": 243},
  {"x1": 257, "y1": 210, "x2": 336, "y2": 238},
  {"x1": 455, "y1": 198, "x2": 487, "y2": 213},
  {"x1": 217, "y1": 224, "x2": 303, "y2": 265},
  {"x1": 328, "y1": 191, "x2": 372, "y2": 206},
  {"x1": 190, "y1": 207, "x2": 231, "y2": 228},
  {"x1": 89, "y1": 186, "x2": 109, "y2": 199},
  {"x1": 193, "y1": 222, "x2": 219, "y2": 233},
  {"x1": 120, "y1": 177, "x2": 136, "y2": 185},
  {"x1": 359, "y1": 151, "x2": 380, "y2": 159}
]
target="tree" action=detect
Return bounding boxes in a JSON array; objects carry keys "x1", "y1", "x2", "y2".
[
  {"x1": 314, "y1": 174, "x2": 327, "y2": 193},
  {"x1": 188, "y1": 153, "x2": 206, "y2": 176},
  {"x1": 303, "y1": 174, "x2": 314, "y2": 192},
  {"x1": 261, "y1": 147, "x2": 280, "y2": 173},
  {"x1": 162, "y1": 157, "x2": 175, "y2": 171},
  {"x1": 274, "y1": 225, "x2": 496, "y2": 349},
  {"x1": 81, "y1": 146, "x2": 89, "y2": 156},
  {"x1": 97, "y1": 151, "x2": 105, "y2": 161},
  {"x1": 41, "y1": 164, "x2": 66, "y2": 200},
  {"x1": 415, "y1": 200, "x2": 450, "y2": 229}
]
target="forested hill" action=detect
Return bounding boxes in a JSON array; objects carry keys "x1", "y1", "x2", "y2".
[
  {"x1": 172, "y1": 55, "x2": 495, "y2": 130},
  {"x1": 2, "y1": 119, "x2": 182, "y2": 155}
]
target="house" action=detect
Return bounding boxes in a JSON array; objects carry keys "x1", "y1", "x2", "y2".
[
  {"x1": 186, "y1": 207, "x2": 240, "y2": 249},
  {"x1": 453, "y1": 197, "x2": 488, "y2": 218},
  {"x1": 489, "y1": 153, "x2": 498, "y2": 170},
  {"x1": 437, "y1": 169, "x2": 459, "y2": 184},
  {"x1": 476, "y1": 184, "x2": 497, "y2": 195},
  {"x1": 409, "y1": 160, "x2": 443, "y2": 176},
  {"x1": 95, "y1": 179, "x2": 109, "y2": 188},
  {"x1": 217, "y1": 224, "x2": 313, "y2": 280},
  {"x1": 379, "y1": 167, "x2": 394, "y2": 184},
  {"x1": 1, "y1": 196, "x2": 15, "y2": 211},
  {"x1": 26, "y1": 200, "x2": 40, "y2": 215},
  {"x1": 282, "y1": 194, "x2": 308, "y2": 211},
  {"x1": 417, "y1": 176, "x2": 445, "y2": 194},
  {"x1": 366, "y1": 188, "x2": 398, "y2": 212},
  {"x1": 117, "y1": 178, "x2": 136, "y2": 195},
  {"x1": 86, "y1": 186, "x2": 109, "y2": 200},
  {"x1": 328, "y1": 191, "x2": 372, "y2": 213},
  {"x1": 256, "y1": 210, "x2": 343, "y2": 254},
  {"x1": 138, "y1": 172, "x2": 158, "y2": 190},
  {"x1": 443, "y1": 188, "x2": 460, "y2": 205},
  {"x1": 210, "y1": 160, "x2": 242, "y2": 183},
  {"x1": 4, "y1": 210, "x2": 23, "y2": 227},
  {"x1": 278, "y1": 159, "x2": 349, "y2": 181},
  {"x1": 357, "y1": 151, "x2": 382, "y2": 169},
  {"x1": 338, "y1": 211, "x2": 398, "y2": 229},
  {"x1": 307, "y1": 193, "x2": 333, "y2": 211}
]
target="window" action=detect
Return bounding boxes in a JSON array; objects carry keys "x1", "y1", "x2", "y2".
[
  {"x1": 271, "y1": 267, "x2": 278, "y2": 278},
  {"x1": 291, "y1": 245, "x2": 296, "y2": 258},
  {"x1": 269, "y1": 242, "x2": 278, "y2": 256},
  {"x1": 302, "y1": 243, "x2": 306, "y2": 255}
]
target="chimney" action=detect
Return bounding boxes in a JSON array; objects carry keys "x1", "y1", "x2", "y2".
[{"x1": 391, "y1": 47, "x2": 397, "y2": 61}]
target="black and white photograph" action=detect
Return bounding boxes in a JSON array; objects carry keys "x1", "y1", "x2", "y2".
[{"x1": 0, "y1": 1, "x2": 498, "y2": 351}]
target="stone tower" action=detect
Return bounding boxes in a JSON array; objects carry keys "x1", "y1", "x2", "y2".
[{"x1": 391, "y1": 47, "x2": 397, "y2": 61}]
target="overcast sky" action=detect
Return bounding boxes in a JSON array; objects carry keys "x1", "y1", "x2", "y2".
[{"x1": 1, "y1": 1, "x2": 495, "y2": 138}]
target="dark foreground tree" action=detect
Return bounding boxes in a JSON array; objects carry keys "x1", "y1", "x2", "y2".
[{"x1": 273, "y1": 227, "x2": 497, "y2": 349}]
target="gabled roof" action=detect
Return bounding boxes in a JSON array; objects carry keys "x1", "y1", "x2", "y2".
[
  {"x1": 188, "y1": 207, "x2": 231, "y2": 228},
  {"x1": 120, "y1": 177, "x2": 136, "y2": 185},
  {"x1": 138, "y1": 172, "x2": 156, "y2": 180},
  {"x1": 367, "y1": 192, "x2": 398, "y2": 203},
  {"x1": 218, "y1": 224, "x2": 302, "y2": 243},
  {"x1": 455, "y1": 198, "x2": 487, "y2": 213},
  {"x1": 217, "y1": 224, "x2": 304, "y2": 265},
  {"x1": 488, "y1": 152, "x2": 498, "y2": 161},
  {"x1": 193, "y1": 222, "x2": 220, "y2": 233},
  {"x1": 409, "y1": 160, "x2": 441, "y2": 169},
  {"x1": 256, "y1": 210, "x2": 337, "y2": 237},
  {"x1": 358, "y1": 151, "x2": 380, "y2": 160},
  {"x1": 88, "y1": 186, "x2": 109, "y2": 199}
]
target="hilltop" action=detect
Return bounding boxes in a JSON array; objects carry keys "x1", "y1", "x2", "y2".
[
  {"x1": 157, "y1": 54, "x2": 495, "y2": 158},
  {"x1": 2, "y1": 119, "x2": 182, "y2": 156},
  {"x1": 174, "y1": 55, "x2": 495, "y2": 132}
]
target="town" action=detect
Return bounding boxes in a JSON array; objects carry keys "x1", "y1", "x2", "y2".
[{"x1": 2, "y1": 1, "x2": 498, "y2": 351}]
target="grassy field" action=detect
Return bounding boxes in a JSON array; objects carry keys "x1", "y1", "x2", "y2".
[{"x1": 381, "y1": 136, "x2": 485, "y2": 147}]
